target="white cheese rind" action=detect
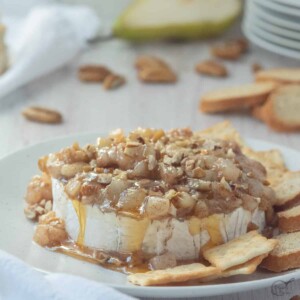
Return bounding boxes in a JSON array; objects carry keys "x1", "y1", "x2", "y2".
[
  {"x1": 142, "y1": 218, "x2": 172, "y2": 255},
  {"x1": 251, "y1": 208, "x2": 266, "y2": 231},
  {"x1": 53, "y1": 178, "x2": 79, "y2": 242},
  {"x1": 52, "y1": 178, "x2": 266, "y2": 260},
  {"x1": 166, "y1": 219, "x2": 199, "y2": 260},
  {"x1": 52, "y1": 179, "x2": 149, "y2": 252}
]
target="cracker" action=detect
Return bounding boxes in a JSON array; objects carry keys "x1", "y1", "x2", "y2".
[
  {"x1": 242, "y1": 147, "x2": 287, "y2": 186},
  {"x1": 197, "y1": 120, "x2": 246, "y2": 147},
  {"x1": 222, "y1": 254, "x2": 267, "y2": 276},
  {"x1": 127, "y1": 263, "x2": 219, "y2": 286},
  {"x1": 200, "y1": 254, "x2": 267, "y2": 282},
  {"x1": 203, "y1": 231, "x2": 278, "y2": 270}
]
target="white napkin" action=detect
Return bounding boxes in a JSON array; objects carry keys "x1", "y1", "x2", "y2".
[
  {"x1": 0, "y1": 3, "x2": 100, "y2": 99},
  {"x1": 0, "y1": 249, "x2": 136, "y2": 300}
]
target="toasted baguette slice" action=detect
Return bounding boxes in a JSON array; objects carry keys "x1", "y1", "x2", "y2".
[
  {"x1": 278, "y1": 205, "x2": 300, "y2": 233},
  {"x1": 252, "y1": 104, "x2": 267, "y2": 122},
  {"x1": 261, "y1": 232, "x2": 300, "y2": 272},
  {"x1": 256, "y1": 68, "x2": 300, "y2": 84},
  {"x1": 200, "y1": 82, "x2": 276, "y2": 113},
  {"x1": 255, "y1": 85, "x2": 300, "y2": 132},
  {"x1": 274, "y1": 172, "x2": 300, "y2": 209}
]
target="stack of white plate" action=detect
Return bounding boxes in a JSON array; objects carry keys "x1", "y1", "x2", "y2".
[{"x1": 243, "y1": 0, "x2": 300, "y2": 59}]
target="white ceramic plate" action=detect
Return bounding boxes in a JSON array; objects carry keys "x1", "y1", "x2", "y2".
[
  {"x1": 243, "y1": 23, "x2": 300, "y2": 60},
  {"x1": 246, "y1": 14, "x2": 300, "y2": 41},
  {"x1": 247, "y1": 0, "x2": 300, "y2": 31},
  {"x1": 247, "y1": 22, "x2": 300, "y2": 50},
  {"x1": 1, "y1": 134, "x2": 300, "y2": 299},
  {"x1": 253, "y1": 0, "x2": 300, "y2": 17},
  {"x1": 273, "y1": 0, "x2": 300, "y2": 7}
]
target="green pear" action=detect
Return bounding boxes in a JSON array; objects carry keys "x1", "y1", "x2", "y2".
[{"x1": 113, "y1": 0, "x2": 241, "y2": 41}]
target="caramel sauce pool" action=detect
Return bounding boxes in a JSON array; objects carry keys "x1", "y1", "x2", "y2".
[
  {"x1": 52, "y1": 200, "x2": 149, "y2": 274},
  {"x1": 51, "y1": 200, "x2": 223, "y2": 276},
  {"x1": 54, "y1": 241, "x2": 149, "y2": 275}
]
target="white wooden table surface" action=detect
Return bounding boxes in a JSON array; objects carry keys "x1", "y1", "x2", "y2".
[{"x1": 1, "y1": 1, "x2": 300, "y2": 299}]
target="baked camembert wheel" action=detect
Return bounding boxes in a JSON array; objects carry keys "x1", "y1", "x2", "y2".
[{"x1": 25, "y1": 128, "x2": 275, "y2": 273}]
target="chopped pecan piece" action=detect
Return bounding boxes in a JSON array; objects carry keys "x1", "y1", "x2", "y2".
[
  {"x1": 22, "y1": 107, "x2": 62, "y2": 124},
  {"x1": 135, "y1": 56, "x2": 168, "y2": 71},
  {"x1": 211, "y1": 38, "x2": 248, "y2": 60},
  {"x1": 195, "y1": 60, "x2": 228, "y2": 77},
  {"x1": 135, "y1": 55, "x2": 177, "y2": 83},
  {"x1": 138, "y1": 67, "x2": 177, "y2": 83},
  {"x1": 78, "y1": 65, "x2": 110, "y2": 82}
]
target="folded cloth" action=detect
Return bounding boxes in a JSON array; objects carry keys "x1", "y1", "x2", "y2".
[
  {"x1": 0, "y1": 3, "x2": 100, "y2": 100},
  {"x1": 0, "y1": 249, "x2": 136, "y2": 300}
]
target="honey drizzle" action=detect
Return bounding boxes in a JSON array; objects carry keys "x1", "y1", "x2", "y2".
[
  {"x1": 72, "y1": 200, "x2": 86, "y2": 246},
  {"x1": 204, "y1": 215, "x2": 223, "y2": 246},
  {"x1": 53, "y1": 241, "x2": 149, "y2": 275}
]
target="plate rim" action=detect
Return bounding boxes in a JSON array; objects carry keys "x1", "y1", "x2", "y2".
[{"x1": 1, "y1": 134, "x2": 300, "y2": 298}]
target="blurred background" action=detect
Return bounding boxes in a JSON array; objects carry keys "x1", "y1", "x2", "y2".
[{"x1": 0, "y1": 0, "x2": 299, "y2": 158}]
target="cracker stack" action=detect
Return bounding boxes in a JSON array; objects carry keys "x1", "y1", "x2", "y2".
[
  {"x1": 198, "y1": 122, "x2": 300, "y2": 274},
  {"x1": 199, "y1": 68, "x2": 300, "y2": 132},
  {"x1": 261, "y1": 171, "x2": 300, "y2": 272},
  {"x1": 128, "y1": 231, "x2": 277, "y2": 286}
]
